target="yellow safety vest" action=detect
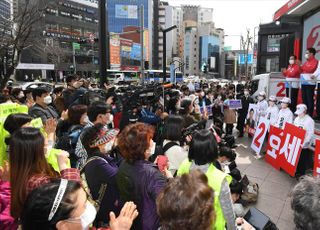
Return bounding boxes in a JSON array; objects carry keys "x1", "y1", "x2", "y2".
[{"x1": 177, "y1": 160, "x2": 232, "y2": 230}]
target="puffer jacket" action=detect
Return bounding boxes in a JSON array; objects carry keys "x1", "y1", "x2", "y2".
[{"x1": 116, "y1": 160, "x2": 167, "y2": 230}]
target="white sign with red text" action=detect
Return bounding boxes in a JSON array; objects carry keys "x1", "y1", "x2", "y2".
[
  {"x1": 251, "y1": 117, "x2": 270, "y2": 153},
  {"x1": 303, "y1": 11, "x2": 320, "y2": 61}
]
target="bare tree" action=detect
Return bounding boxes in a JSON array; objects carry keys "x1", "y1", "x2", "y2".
[
  {"x1": 240, "y1": 28, "x2": 253, "y2": 80},
  {"x1": 0, "y1": 0, "x2": 46, "y2": 90}
]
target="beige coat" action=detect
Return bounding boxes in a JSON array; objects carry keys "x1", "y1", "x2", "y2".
[{"x1": 224, "y1": 108, "x2": 237, "y2": 124}]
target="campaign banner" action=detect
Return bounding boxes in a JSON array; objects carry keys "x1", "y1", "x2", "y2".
[
  {"x1": 265, "y1": 125, "x2": 283, "y2": 170},
  {"x1": 229, "y1": 100, "x2": 242, "y2": 109},
  {"x1": 251, "y1": 117, "x2": 270, "y2": 153},
  {"x1": 313, "y1": 139, "x2": 320, "y2": 177},
  {"x1": 265, "y1": 123, "x2": 306, "y2": 176},
  {"x1": 246, "y1": 104, "x2": 257, "y2": 136}
]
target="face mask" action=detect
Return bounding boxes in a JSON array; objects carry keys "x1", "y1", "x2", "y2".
[
  {"x1": 18, "y1": 92, "x2": 24, "y2": 98},
  {"x1": 200, "y1": 92, "x2": 205, "y2": 97},
  {"x1": 103, "y1": 139, "x2": 115, "y2": 153},
  {"x1": 217, "y1": 95, "x2": 222, "y2": 100},
  {"x1": 305, "y1": 54, "x2": 309, "y2": 60},
  {"x1": 258, "y1": 96, "x2": 264, "y2": 101},
  {"x1": 74, "y1": 202, "x2": 97, "y2": 230},
  {"x1": 269, "y1": 101, "x2": 275, "y2": 106},
  {"x1": 43, "y1": 95, "x2": 52, "y2": 105},
  {"x1": 289, "y1": 60, "x2": 295, "y2": 65},
  {"x1": 148, "y1": 141, "x2": 156, "y2": 156},
  {"x1": 244, "y1": 91, "x2": 249, "y2": 96},
  {"x1": 281, "y1": 103, "x2": 287, "y2": 109},
  {"x1": 108, "y1": 114, "x2": 114, "y2": 124},
  {"x1": 83, "y1": 115, "x2": 89, "y2": 124}
]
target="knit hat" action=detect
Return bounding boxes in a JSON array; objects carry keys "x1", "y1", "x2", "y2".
[{"x1": 89, "y1": 127, "x2": 119, "y2": 148}]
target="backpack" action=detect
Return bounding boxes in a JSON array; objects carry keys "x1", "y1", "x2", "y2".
[
  {"x1": 241, "y1": 175, "x2": 259, "y2": 203},
  {"x1": 55, "y1": 125, "x2": 83, "y2": 168},
  {"x1": 150, "y1": 141, "x2": 179, "y2": 162},
  {"x1": 80, "y1": 156, "x2": 108, "y2": 211}
]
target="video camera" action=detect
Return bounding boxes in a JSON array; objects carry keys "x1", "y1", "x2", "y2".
[{"x1": 182, "y1": 120, "x2": 207, "y2": 139}]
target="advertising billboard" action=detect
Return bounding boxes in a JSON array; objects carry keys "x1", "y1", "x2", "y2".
[
  {"x1": 302, "y1": 11, "x2": 320, "y2": 62},
  {"x1": 115, "y1": 4, "x2": 138, "y2": 19},
  {"x1": 238, "y1": 54, "x2": 253, "y2": 64},
  {"x1": 131, "y1": 43, "x2": 141, "y2": 60},
  {"x1": 110, "y1": 35, "x2": 120, "y2": 65}
]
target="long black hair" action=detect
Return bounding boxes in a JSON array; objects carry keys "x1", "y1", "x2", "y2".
[{"x1": 21, "y1": 179, "x2": 81, "y2": 230}]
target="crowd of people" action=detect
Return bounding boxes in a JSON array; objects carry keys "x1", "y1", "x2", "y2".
[{"x1": 0, "y1": 65, "x2": 319, "y2": 230}]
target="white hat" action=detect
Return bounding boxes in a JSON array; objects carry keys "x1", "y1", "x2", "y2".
[
  {"x1": 268, "y1": 95, "x2": 277, "y2": 102},
  {"x1": 280, "y1": 97, "x2": 291, "y2": 104},
  {"x1": 295, "y1": 104, "x2": 307, "y2": 115},
  {"x1": 259, "y1": 91, "x2": 266, "y2": 97}
]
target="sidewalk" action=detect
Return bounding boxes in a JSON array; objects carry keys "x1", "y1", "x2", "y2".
[{"x1": 235, "y1": 137, "x2": 296, "y2": 230}]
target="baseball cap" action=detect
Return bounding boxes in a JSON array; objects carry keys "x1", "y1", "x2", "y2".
[
  {"x1": 295, "y1": 104, "x2": 307, "y2": 115},
  {"x1": 268, "y1": 96, "x2": 277, "y2": 102},
  {"x1": 280, "y1": 97, "x2": 291, "y2": 104},
  {"x1": 258, "y1": 91, "x2": 266, "y2": 97},
  {"x1": 90, "y1": 127, "x2": 120, "y2": 148}
]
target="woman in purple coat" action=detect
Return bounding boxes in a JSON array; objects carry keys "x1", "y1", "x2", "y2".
[
  {"x1": 81, "y1": 123, "x2": 121, "y2": 228},
  {"x1": 117, "y1": 123, "x2": 168, "y2": 230}
]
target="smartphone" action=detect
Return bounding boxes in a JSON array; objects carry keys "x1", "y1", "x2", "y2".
[{"x1": 157, "y1": 155, "x2": 169, "y2": 172}]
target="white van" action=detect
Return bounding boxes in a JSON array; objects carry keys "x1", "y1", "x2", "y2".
[{"x1": 250, "y1": 72, "x2": 286, "y2": 100}]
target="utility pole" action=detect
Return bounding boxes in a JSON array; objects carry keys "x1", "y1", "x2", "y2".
[
  {"x1": 98, "y1": 0, "x2": 108, "y2": 87},
  {"x1": 140, "y1": 5, "x2": 144, "y2": 84},
  {"x1": 162, "y1": 25, "x2": 177, "y2": 83}
]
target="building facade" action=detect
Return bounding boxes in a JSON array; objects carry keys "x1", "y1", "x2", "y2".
[{"x1": 0, "y1": 0, "x2": 10, "y2": 19}]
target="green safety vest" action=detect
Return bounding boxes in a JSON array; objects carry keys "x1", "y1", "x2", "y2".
[{"x1": 177, "y1": 160, "x2": 232, "y2": 230}]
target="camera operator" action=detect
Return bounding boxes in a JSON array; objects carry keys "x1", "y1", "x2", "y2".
[{"x1": 179, "y1": 98, "x2": 198, "y2": 128}]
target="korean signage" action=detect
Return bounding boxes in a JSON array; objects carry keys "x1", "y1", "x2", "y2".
[
  {"x1": 238, "y1": 54, "x2": 253, "y2": 64},
  {"x1": 110, "y1": 35, "x2": 120, "y2": 65},
  {"x1": 265, "y1": 123, "x2": 306, "y2": 176},
  {"x1": 115, "y1": 4, "x2": 138, "y2": 19},
  {"x1": 302, "y1": 11, "x2": 320, "y2": 61},
  {"x1": 267, "y1": 34, "x2": 289, "y2": 53},
  {"x1": 120, "y1": 39, "x2": 132, "y2": 58},
  {"x1": 229, "y1": 100, "x2": 242, "y2": 109},
  {"x1": 251, "y1": 117, "x2": 270, "y2": 154}
]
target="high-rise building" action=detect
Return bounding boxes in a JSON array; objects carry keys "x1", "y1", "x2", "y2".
[
  {"x1": 107, "y1": 0, "x2": 153, "y2": 71},
  {"x1": 198, "y1": 7, "x2": 213, "y2": 25},
  {"x1": 0, "y1": 0, "x2": 11, "y2": 19},
  {"x1": 14, "y1": 0, "x2": 99, "y2": 80}
]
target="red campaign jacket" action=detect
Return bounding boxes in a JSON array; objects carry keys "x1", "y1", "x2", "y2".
[
  {"x1": 283, "y1": 64, "x2": 301, "y2": 79},
  {"x1": 301, "y1": 56, "x2": 319, "y2": 74}
]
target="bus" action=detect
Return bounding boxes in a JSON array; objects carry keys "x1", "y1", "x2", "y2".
[
  {"x1": 107, "y1": 70, "x2": 139, "y2": 83},
  {"x1": 146, "y1": 69, "x2": 183, "y2": 83}
]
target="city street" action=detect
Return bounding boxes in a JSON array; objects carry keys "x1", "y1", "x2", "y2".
[{"x1": 235, "y1": 136, "x2": 296, "y2": 230}]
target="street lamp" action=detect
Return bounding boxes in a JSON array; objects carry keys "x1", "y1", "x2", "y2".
[{"x1": 161, "y1": 25, "x2": 177, "y2": 82}]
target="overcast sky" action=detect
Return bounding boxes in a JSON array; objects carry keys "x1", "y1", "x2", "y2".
[{"x1": 168, "y1": 0, "x2": 288, "y2": 49}]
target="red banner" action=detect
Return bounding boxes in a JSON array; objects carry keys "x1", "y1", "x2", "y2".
[
  {"x1": 273, "y1": 0, "x2": 304, "y2": 21},
  {"x1": 314, "y1": 139, "x2": 320, "y2": 177},
  {"x1": 265, "y1": 125, "x2": 283, "y2": 170},
  {"x1": 265, "y1": 123, "x2": 306, "y2": 176}
]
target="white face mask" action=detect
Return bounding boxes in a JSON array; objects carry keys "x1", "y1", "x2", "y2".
[
  {"x1": 281, "y1": 103, "x2": 288, "y2": 109},
  {"x1": 269, "y1": 101, "x2": 275, "y2": 106},
  {"x1": 78, "y1": 202, "x2": 97, "y2": 230},
  {"x1": 217, "y1": 95, "x2": 222, "y2": 100},
  {"x1": 258, "y1": 96, "x2": 264, "y2": 101},
  {"x1": 305, "y1": 53, "x2": 310, "y2": 60},
  {"x1": 103, "y1": 139, "x2": 115, "y2": 153},
  {"x1": 244, "y1": 91, "x2": 249, "y2": 96},
  {"x1": 18, "y1": 92, "x2": 24, "y2": 98},
  {"x1": 43, "y1": 95, "x2": 52, "y2": 105},
  {"x1": 83, "y1": 115, "x2": 90, "y2": 124},
  {"x1": 148, "y1": 141, "x2": 156, "y2": 157},
  {"x1": 200, "y1": 92, "x2": 205, "y2": 97},
  {"x1": 108, "y1": 114, "x2": 114, "y2": 124},
  {"x1": 289, "y1": 60, "x2": 295, "y2": 65}
]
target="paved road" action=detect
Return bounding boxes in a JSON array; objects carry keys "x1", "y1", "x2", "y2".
[{"x1": 235, "y1": 136, "x2": 296, "y2": 230}]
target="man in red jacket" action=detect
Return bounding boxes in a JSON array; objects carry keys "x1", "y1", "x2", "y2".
[
  {"x1": 301, "y1": 48, "x2": 318, "y2": 116},
  {"x1": 283, "y1": 55, "x2": 301, "y2": 112}
]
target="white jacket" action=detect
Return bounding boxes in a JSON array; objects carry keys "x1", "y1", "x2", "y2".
[
  {"x1": 163, "y1": 140, "x2": 188, "y2": 173},
  {"x1": 266, "y1": 105, "x2": 279, "y2": 127},
  {"x1": 256, "y1": 100, "x2": 268, "y2": 121},
  {"x1": 294, "y1": 115, "x2": 315, "y2": 148},
  {"x1": 276, "y1": 108, "x2": 293, "y2": 129}
]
